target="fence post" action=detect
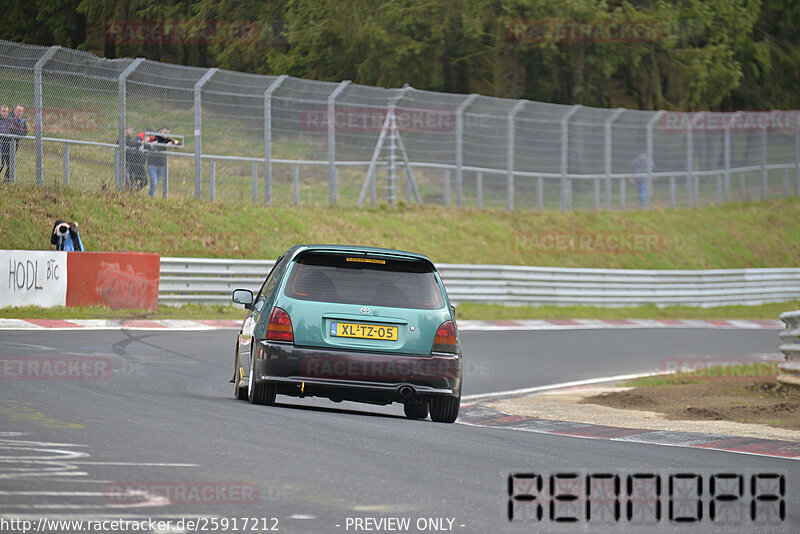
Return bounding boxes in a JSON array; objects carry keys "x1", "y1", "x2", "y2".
[
  {"x1": 444, "y1": 168, "x2": 451, "y2": 207},
  {"x1": 686, "y1": 113, "x2": 697, "y2": 207},
  {"x1": 560, "y1": 105, "x2": 582, "y2": 212},
  {"x1": 9, "y1": 140, "x2": 16, "y2": 183},
  {"x1": 193, "y1": 67, "x2": 217, "y2": 200},
  {"x1": 62, "y1": 143, "x2": 69, "y2": 186},
  {"x1": 761, "y1": 126, "x2": 768, "y2": 201},
  {"x1": 209, "y1": 158, "x2": 216, "y2": 201},
  {"x1": 796, "y1": 128, "x2": 800, "y2": 197},
  {"x1": 117, "y1": 57, "x2": 143, "y2": 191},
  {"x1": 646, "y1": 111, "x2": 664, "y2": 209},
  {"x1": 455, "y1": 94, "x2": 478, "y2": 207},
  {"x1": 163, "y1": 157, "x2": 169, "y2": 198},
  {"x1": 476, "y1": 171, "x2": 483, "y2": 209},
  {"x1": 604, "y1": 109, "x2": 624, "y2": 211},
  {"x1": 506, "y1": 100, "x2": 525, "y2": 211},
  {"x1": 327, "y1": 80, "x2": 351, "y2": 206},
  {"x1": 34, "y1": 46, "x2": 59, "y2": 187},
  {"x1": 537, "y1": 177, "x2": 543, "y2": 210},
  {"x1": 724, "y1": 113, "x2": 733, "y2": 202},
  {"x1": 670, "y1": 175, "x2": 676, "y2": 209},
  {"x1": 264, "y1": 75, "x2": 288, "y2": 206},
  {"x1": 251, "y1": 161, "x2": 258, "y2": 205},
  {"x1": 293, "y1": 164, "x2": 299, "y2": 206}
]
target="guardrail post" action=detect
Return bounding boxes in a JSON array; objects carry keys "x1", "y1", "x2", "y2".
[
  {"x1": 645, "y1": 111, "x2": 664, "y2": 209},
  {"x1": 327, "y1": 80, "x2": 351, "y2": 206},
  {"x1": 34, "y1": 46, "x2": 59, "y2": 187},
  {"x1": 293, "y1": 164, "x2": 299, "y2": 205},
  {"x1": 264, "y1": 75, "x2": 287, "y2": 206},
  {"x1": 117, "y1": 57, "x2": 143, "y2": 191},
  {"x1": 761, "y1": 125, "x2": 768, "y2": 201},
  {"x1": 506, "y1": 100, "x2": 525, "y2": 211},
  {"x1": 193, "y1": 67, "x2": 217, "y2": 199},
  {"x1": 251, "y1": 161, "x2": 258, "y2": 204},
  {"x1": 209, "y1": 158, "x2": 215, "y2": 201},
  {"x1": 560, "y1": 105, "x2": 582, "y2": 212},
  {"x1": 604, "y1": 109, "x2": 624, "y2": 211},
  {"x1": 62, "y1": 143, "x2": 69, "y2": 186},
  {"x1": 455, "y1": 94, "x2": 478, "y2": 207}
]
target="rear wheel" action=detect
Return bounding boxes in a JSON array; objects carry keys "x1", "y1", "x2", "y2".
[
  {"x1": 248, "y1": 352, "x2": 276, "y2": 406},
  {"x1": 403, "y1": 400, "x2": 429, "y2": 420},
  {"x1": 429, "y1": 393, "x2": 460, "y2": 423}
]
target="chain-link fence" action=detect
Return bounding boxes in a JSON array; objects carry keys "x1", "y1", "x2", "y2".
[{"x1": 1, "y1": 40, "x2": 798, "y2": 210}]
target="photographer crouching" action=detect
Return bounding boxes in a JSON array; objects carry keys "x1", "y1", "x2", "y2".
[{"x1": 50, "y1": 219, "x2": 85, "y2": 251}]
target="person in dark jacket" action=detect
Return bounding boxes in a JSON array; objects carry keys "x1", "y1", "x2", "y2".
[
  {"x1": 146, "y1": 125, "x2": 177, "y2": 197},
  {"x1": 0, "y1": 105, "x2": 10, "y2": 180},
  {"x1": 3, "y1": 105, "x2": 27, "y2": 182},
  {"x1": 50, "y1": 219, "x2": 85, "y2": 251},
  {"x1": 124, "y1": 126, "x2": 147, "y2": 191}
]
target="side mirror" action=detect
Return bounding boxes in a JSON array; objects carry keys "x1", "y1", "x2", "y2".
[
  {"x1": 232, "y1": 289, "x2": 254, "y2": 309},
  {"x1": 450, "y1": 305, "x2": 456, "y2": 318}
]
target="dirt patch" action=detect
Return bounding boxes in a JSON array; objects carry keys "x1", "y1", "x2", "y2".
[{"x1": 583, "y1": 376, "x2": 800, "y2": 431}]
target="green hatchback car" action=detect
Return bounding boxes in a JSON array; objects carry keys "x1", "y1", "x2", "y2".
[{"x1": 230, "y1": 244, "x2": 462, "y2": 423}]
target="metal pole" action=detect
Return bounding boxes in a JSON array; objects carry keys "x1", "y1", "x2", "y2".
[
  {"x1": 327, "y1": 80, "x2": 351, "y2": 206},
  {"x1": 506, "y1": 100, "x2": 525, "y2": 211},
  {"x1": 687, "y1": 113, "x2": 697, "y2": 207},
  {"x1": 163, "y1": 157, "x2": 169, "y2": 198},
  {"x1": 293, "y1": 164, "x2": 299, "y2": 206},
  {"x1": 193, "y1": 67, "x2": 217, "y2": 199},
  {"x1": 444, "y1": 169, "x2": 451, "y2": 207},
  {"x1": 645, "y1": 110, "x2": 664, "y2": 209},
  {"x1": 209, "y1": 158, "x2": 215, "y2": 201},
  {"x1": 669, "y1": 175, "x2": 676, "y2": 209},
  {"x1": 560, "y1": 105, "x2": 582, "y2": 211},
  {"x1": 604, "y1": 108, "x2": 624, "y2": 211},
  {"x1": 537, "y1": 176, "x2": 543, "y2": 210},
  {"x1": 34, "y1": 46, "x2": 59, "y2": 187},
  {"x1": 796, "y1": 129, "x2": 800, "y2": 197},
  {"x1": 761, "y1": 127, "x2": 768, "y2": 201},
  {"x1": 455, "y1": 94, "x2": 478, "y2": 207},
  {"x1": 724, "y1": 112, "x2": 735, "y2": 202},
  {"x1": 8, "y1": 141, "x2": 15, "y2": 183},
  {"x1": 251, "y1": 161, "x2": 258, "y2": 205},
  {"x1": 116, "y1": 57, "x2": 143, "y2": 191},
  {"x1": 476, "y1": 171, "x2": 483, "y2": 209},
  {"x1": 264, "y1": 75, "x2": 288, "y2": 206},
  {"x1": 62, "y1": 143, "x2": 69, "y2": 186}
]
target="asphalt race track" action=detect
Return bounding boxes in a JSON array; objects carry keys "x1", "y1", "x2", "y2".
[{"x1": 0, "y1": 327, "x2": 796, "y2": 534}]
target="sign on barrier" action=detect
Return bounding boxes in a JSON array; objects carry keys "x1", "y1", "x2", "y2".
[
  {"x1": 0, "y1": 250, "x2": 67, "y2": 308},
  {"x1": 66, "y1": 252, "x2": 160, "y2": 311}
]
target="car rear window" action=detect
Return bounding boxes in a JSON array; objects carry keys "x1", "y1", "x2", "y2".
[{"x1": 283, "y1": 252, "x2": 445, "y2": 309}]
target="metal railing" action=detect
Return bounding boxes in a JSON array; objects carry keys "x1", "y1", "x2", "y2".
[
  {"x1": 778, "y1": 311, "x2": 800, "y2": 389},
  {"x1": 159, "y1": 257, "x2": 800, "y2": 307},
  {"x1": 1, "y1": 40, "x2": 799, "y2": 210}
]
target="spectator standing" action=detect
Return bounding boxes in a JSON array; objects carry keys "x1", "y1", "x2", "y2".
[
  {"x1": 4, "y1": 105, "x2": 27, "y2": 182},
  {"x1": 146, "y1": 125, "x2": 176, "y2": 198},
  {"x1": 0, "y1": 105, "x2": 10, "y2": 180},
  {"x1": 50, "y1": 219, "x2": 85, "y2": 251},
  {"x1": 124, "y1": 126, "x2": 147, "y2": 191}
]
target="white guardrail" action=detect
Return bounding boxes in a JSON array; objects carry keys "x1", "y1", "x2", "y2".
[
  {"x1": 159, "y1": 257, "x2": 800, "y2": 308},
  {"x1": 778, "y1": 311, "x2": 800, "y2": 388}
]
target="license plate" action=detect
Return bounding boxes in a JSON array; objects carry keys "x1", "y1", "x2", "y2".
[{"x1": 330, "y1": 322, "x2": 398, "y2": 341}]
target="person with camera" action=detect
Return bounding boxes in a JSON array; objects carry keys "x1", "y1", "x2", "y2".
[
  {"x1": 145, "y1": 125, "x2": 177, "y2": 198},
  {"x1": 50, "y1": 219, "x2": 85, "y2": 251},
  {"x1": 0, "y1": 105, "x2": 11, "y2": 181},
  {"x1": 125, "y1": 126, "x2": 147, "y2": 191}
]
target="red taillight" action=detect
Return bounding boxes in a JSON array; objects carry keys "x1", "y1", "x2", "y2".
[
  {"x1": 432, "y1": 320, "x2": 458, "y2": 353},
  {"x1": 267, "y1": 307, "x2": 294, "y2": 342}
]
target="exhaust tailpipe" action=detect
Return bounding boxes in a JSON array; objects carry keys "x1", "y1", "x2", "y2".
[{"x1": 398, "y1": 385, "x2": 416, "y2": 399}]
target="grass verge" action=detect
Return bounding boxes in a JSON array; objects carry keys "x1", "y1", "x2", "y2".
[{"x1": 584, "y1": 365, "x2": 800, "y2": 431}]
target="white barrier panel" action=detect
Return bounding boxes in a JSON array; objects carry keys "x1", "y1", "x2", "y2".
[{"x1": 0, "y1": 250, "x2": 67, "y2": 308}]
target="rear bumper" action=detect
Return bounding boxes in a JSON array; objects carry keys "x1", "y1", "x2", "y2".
[{"x1": 254, "y1": 341, "x2": 461, "y2": 403}]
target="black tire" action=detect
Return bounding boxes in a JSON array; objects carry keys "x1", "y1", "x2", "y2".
[
  {"x1": 248, "y1": 353, "x2": 276, "y2": 406},
  {"x1": 233, "y1": 354, "x2": 248, "y2": 401},
  {"x1": 429, "y1": 393, "x2": 460, "y2": 423},
  {"x1": 403, "y1": 400, "x2": 429, "y2": 420}
]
